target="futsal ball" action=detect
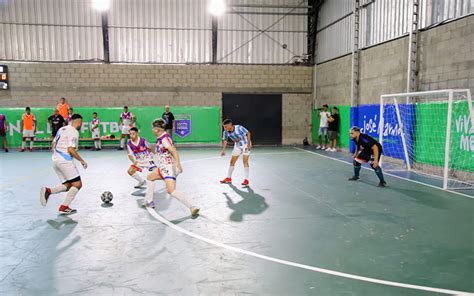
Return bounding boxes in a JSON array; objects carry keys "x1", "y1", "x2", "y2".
[{"x1": 101, "y1": 191, "x2": 113, "y2": 203}]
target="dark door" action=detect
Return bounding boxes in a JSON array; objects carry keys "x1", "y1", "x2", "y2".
[{"x1": 222, "y1": 93, "x2": 282, "y2": 145}]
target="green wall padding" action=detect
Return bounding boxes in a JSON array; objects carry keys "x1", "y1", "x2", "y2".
[
  {"x1": 0, "y1": 106, "x2": 221, "y2": 147},
  {"x1": 312, "y1": 105, "x2": 351, "y2": 148},
  {"x1": 415, "y1": 101, "x2": 473, "y2": 172}
]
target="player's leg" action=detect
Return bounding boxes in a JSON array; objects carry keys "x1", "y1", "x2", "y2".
[
  {"x1": 349, "y1": 151, "x2": 369, "y2": 181},
  {"x1": 58, "y1": 179, "x2": 82, "y2": 215},
  {"x1": 128, "y1": 165, "x2": 145, "y2": 188},
  {"x1": 164, "y1": 178, "x2": 199, "y2": 216},
  {"x1": 241, "y1": 149, "x2": 250, "y2": 186},
  {"x1": 143, "y1": 171, "x2": 162, "y2": 207},
  {"x1": 221, "y1": 153, "x2": 239, "y2": 184},
  {"x1": 2, "y1": 134, "x2": 7, "y2": 152},
  {"x1": 323, "y1": 129, "x2": 328, "y2": 149},
  {"x1": 371, "y1": 153, "x2": 386, "y2": 187},
  {"x1": 29, "y1": 136, "x2": 34, "y2": 151},
  {"x1": 21, "y1": 136, "x2": 26, "y2": 152},
  {"x1": 317, "y1": 130, "x2": 322, "y2": 149}
]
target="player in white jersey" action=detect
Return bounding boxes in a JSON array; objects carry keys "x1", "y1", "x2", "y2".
[
  {"x1": 39, "y1": 114, "x2": 88, "y2": 215},
  {"x1": 127, "y1": 127, "x2": 156, "y2": 188},
  {"x1": 220, "y1": 119, "x2": 252, "y2": 187},
  {"x1": 90, "y1": 112, "x2": 101, "y2": 151},
  {"x1": 143, "y1": 119, "x2": 199, "y2": 217},
  {"x1": 119, "y1": 106, "x2": 136, "y2": 150}
]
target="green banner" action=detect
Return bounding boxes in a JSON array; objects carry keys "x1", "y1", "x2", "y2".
[
  {"x1": 0, "y1": 106, "x2": 221, "y2": 147},
  {"x1": 415, "y1": 101, "x2": 474, "y2": 172},
  {"x1": 312, "y1": 105, "x2": 351, "y2": 148}
]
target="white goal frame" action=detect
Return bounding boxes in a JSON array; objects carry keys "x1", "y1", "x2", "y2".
[{"x1": 379, "y1": 89, "x2": 474, "y2": 190}]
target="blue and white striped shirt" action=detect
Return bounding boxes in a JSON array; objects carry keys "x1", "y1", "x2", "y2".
[{"x1": 223, "y1": 125, "x2": 249, "y2": 148}]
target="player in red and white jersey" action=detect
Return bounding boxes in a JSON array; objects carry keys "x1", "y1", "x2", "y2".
[{"x1": 143, "y1": 119, "x2": 199, "y2": 217}]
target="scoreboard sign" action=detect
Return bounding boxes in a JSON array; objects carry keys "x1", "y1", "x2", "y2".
[{"x1": 0, "y1": 65, "x2": 8, "y2": 90}]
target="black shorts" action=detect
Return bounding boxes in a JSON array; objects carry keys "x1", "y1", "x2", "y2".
[
  {"x1": 0, "y1": 129, "x2": 5, "y2": 137},
  {"x1": 355, "y1": 145, "x2": 383, "y2": 163}
]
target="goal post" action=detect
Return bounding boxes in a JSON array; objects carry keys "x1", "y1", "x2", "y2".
[{"x1": 379, "y1": 89, "x2": 474, "y2": 190}]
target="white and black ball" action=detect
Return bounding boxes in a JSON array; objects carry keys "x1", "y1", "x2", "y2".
[{"x1": 101, "y1": 191, "x2": 113, "y2": 203}]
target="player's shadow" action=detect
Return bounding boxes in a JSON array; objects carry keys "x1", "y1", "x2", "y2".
[{"x1": 224, "y1": 184, "x2": 269, "y2": 222}]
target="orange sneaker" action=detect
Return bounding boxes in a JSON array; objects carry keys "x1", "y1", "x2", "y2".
[{"x1": 220, "y1": 177, "x2": 232, "y2": 184}]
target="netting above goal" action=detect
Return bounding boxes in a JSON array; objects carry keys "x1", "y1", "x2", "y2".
[{"x1": 379, "y1": 89, "x2": 474, "y2": 190}]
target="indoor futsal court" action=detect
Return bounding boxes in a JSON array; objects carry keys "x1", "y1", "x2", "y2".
[{"x1": 0, "y1": 0, "x2": 473, "y2": 295}]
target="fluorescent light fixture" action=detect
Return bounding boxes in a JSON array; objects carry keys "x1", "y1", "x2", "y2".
[
  {"x1": 92, "y1": 0, "x2": 110, "y2": 12},
  {"x1": 208, "y1": 0, "x2": 226, "y2": 16}
]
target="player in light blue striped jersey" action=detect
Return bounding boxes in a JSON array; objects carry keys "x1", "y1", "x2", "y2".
[{"x1": 220, "y1": 119, "x2": 252, "y2": 187}]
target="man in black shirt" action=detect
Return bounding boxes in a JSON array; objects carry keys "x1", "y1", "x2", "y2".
[
  {"x1": 327, "y1": 107, "x2": 340, "y2": 152},
  {"x1": 161, "y1": 105, "x2": 175, "y2": 138},
  {"x1": 349, "y1": 126, "x2": 387, "y2": 187},
  {"x1": 48, "y1": 109, "x2": 66, "y2": 139}
]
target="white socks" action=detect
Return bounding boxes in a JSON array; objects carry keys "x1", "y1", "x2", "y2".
[
  {"x1": 63, "y1": 187, "x2": 79, "y2": 206},
  {"x1": 30, "y1": 141, "x2": 33, "y2": 149},
  {"x1": 120, "y1": 138, "x2": 125, "y2": 148},
  {"x1": 170, "y1": 190, "x2": 192, "y2": 209},
  {"x1": 227, "y1": 166, "x2": 235, "y2": 178},
  {"x1": 50, "y1": 184, "x2": 68, "y2": 194},
  {"x1": 145, "y1": 181, "x2": 155, "y2": 202},
  {"x1": 94, "y1": 140, "x2": 101, "y2": 149},
  {"x1": 21, "y1": 141, "x2": 25, "y2": 149},
  {"x1": 244, "y1": 167, "x2": 249, "y2": 179},
  {"x1": 131, "y1": 172, "x2": 143, "y2": 183}
]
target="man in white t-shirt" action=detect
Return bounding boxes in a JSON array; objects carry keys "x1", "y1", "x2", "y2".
[
  {"x1": 317, "y1": 104, "x2": 331, "y2": 150},
  {"x1": 40, "y1": 114, "x2": 88, "y2": 215}
]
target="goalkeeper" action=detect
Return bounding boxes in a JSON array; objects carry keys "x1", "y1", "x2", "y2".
[{"x1": 348, "y1": 126, "x2": 387, "y2": 187}]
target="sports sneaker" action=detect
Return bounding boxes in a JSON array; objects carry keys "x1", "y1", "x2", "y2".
[
  {"x1": 58, "y1": 206, "x2": 77, "y2": 215},
  {"x1": 241, "y1": 179, "x2": 249, "y2": 187},
  {"x1": 134, "y1": 180, "x2": 146, "y2": 188},
  {"x1": 378, "y1": 181, "x2": 387, "y2": 187},
  {"x1": 220, "y1": 177, "x2": 232, "y2": 184},
  {"x1": 143, "y1": 201, "x2": 155, "y2": 208},
  {"x1": 331, "y1": 148, "x2": 337, "y2": 152},
  {"x1": 190, "y1": 207, "x2": 200, "y2": 217},
  {"x1": 28, "y1": 148, "x2": 33, "y2": 152},
  {"x1": 325, "y1": 147, "x2": 332, "y2": 151},
  {"x1": 40, "y1": 187, "x2": 51, "y2": 206},
  {"x1": 348, "y1": 176, "x2": 360, "y2": 181},
  {"x1": 19, "y1": 149, "x2": 25, "y2": 152},
  {"x1": 4, "y1": 148, "x2": 8, "y2": 152},
  {"x1": 117, "y1": 147, "x2": 124, "y2": 151},
  {"x1": 316, "y1": 145, "x2": 321, "y2": 149}
]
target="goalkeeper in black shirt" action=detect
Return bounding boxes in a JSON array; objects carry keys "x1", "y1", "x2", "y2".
[{"x1": 348, "y1": 126, "x2": 387, "y2": 187}]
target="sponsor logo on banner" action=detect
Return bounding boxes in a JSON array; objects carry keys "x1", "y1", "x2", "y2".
[
  {"x1": 455, "y1": 114, "x2": 474, "y2": 152},
  {"x1": 174, "y1": 114, "x2": 192, "y2": 138}
]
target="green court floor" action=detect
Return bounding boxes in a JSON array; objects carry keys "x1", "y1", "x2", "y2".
[{"x1": 0, "y1": 147, "x2": 472, "y2": 295}]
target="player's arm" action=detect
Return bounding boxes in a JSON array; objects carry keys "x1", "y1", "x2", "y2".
[
  {"x1": 371, "y1": 144, "x2": 380, "y2": 168},
  {"x1": 353, "y1": 145, "x2": 359, "y2": 158},
  {"x1": 246, "y1": 131, "x2": 252, "y2": 150},
  {"x1": 328, "y1": 115, "x2": 334, "y2": 122},
  {"x1": 67, "y1": 146, "x2": 87, "y2": 169},
  {"x1": 168, "y1": 145, "x2": 183, "y2": 173},
  {"x1": 20, "y1": 117, "x2": 24, "y2": 132},
  {"x1": 132, "y1": 115, "x2": 136, "y2": 125},
  {"x1": 221, "y1": 140, "x2": 228, "y2": 156},
  {"x1": 33, "y1": 117, "x2": 37, "y2": 133}
]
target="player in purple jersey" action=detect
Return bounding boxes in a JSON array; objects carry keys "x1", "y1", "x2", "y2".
[{"x1": 127, "y1": 127, "x2": 156, "y2": 188}]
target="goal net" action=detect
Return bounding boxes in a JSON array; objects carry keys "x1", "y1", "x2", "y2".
[{"x1": 379, "y1": 89, "x2": 474, "y2": 190}]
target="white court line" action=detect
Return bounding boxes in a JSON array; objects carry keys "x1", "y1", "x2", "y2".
[
  {"x1": 293, "y1": 147, "x2": 474, "y2": 200},
  {"x1": 146, "y1": 153, "x2": 473, "y2": 295},
  {"x1": 146, "y1": 208, "x2": 472, "y2": 295}
]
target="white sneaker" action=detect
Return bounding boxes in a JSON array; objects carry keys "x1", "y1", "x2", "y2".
[
  {"x1": 325, "y1": 147, "x2": 332, "y2": 151},
  {"x1": 190, "y1": 207, "x2": 200, "y2": 217},
  {"x1": 134, "y1": 180, "x2": 146, "y2": 188},
  {"x1": 331, "y1": 148, "x2": 337, "y2": 152},
  {"x1": 316, "y1": 146, "x2": 322, "y2": 149}
]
